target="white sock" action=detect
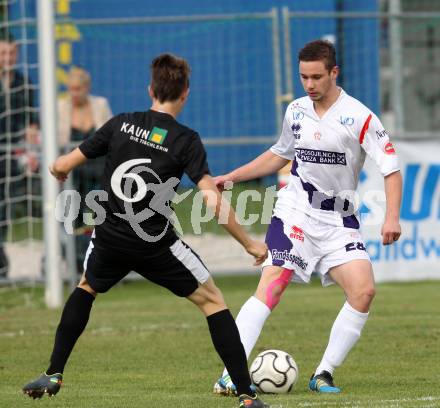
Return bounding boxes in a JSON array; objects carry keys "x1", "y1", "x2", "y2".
[
  {"x1": 315, "y1": 301, "x2": 369, "y2": 375},
  {"x1": 222, "y1": 296, "x2": 271, "y2": 377}
]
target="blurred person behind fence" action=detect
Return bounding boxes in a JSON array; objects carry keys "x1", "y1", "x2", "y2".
[
  {"x1": 0, "y1": 34, "x2": 39, "y2": 278},
  {"x1": 58, "y1": 66, "x2": 112, "y2": 271}
]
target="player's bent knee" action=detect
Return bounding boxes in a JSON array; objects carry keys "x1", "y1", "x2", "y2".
[
  {"x1": 258, "y1": 268, "x2": 293, "y2": 310},
  {"x1": 77, "y1": 278, "x2": 97, "y2": 297},
  {"x1": 187, "y1": 280, "x2": 227, "y2": 313},
  {"x1": 348, "y1": 286, "x2": 375, "y2": 312},
  {"x1": 361, "y1": 286, "x2": 376, "y2": 308},
  {"x1": 364, "y1": 286, "x2": 376, "y2": 300},
  {"x1": 203, "y1": 287, "x2": 225, "y2": 307},
  {"x1": 357, "y1": 285, "x2": 376, "y2": 302}
]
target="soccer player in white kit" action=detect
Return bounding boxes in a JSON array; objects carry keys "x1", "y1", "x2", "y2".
[{"x1": 214, "y1": 39, "x2": 402, "y2": 394}]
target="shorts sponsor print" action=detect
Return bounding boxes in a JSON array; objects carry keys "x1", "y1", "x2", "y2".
[
  {"x1": 262, "y1": 215, "x2": 370, "y2": 286},
  {"x1": 271, "y1": 249, "x2": 308, "y2": 270}
]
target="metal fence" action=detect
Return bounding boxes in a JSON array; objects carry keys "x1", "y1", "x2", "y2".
[{"x1": 1, "y1": 4, "x2": 440, "y2": 305}]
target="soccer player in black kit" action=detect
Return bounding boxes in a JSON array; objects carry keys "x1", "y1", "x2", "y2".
[{"x1": 22, "y1": 54, "x2": 269, "y2": 408}]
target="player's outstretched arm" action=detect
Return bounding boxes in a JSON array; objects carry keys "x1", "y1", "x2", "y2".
[
  {"x1": 381, "y1": 170, "x2": 402, "y2": 245},
  {"x1": 214, "y1": 150, "x2": 289, "y2": 190},
  {"x1": 197, "y1": 174, "x2": 268, "y2": 265},
  {"x1": 49, "y1": 147, "x2": 88, "y2": 182}
]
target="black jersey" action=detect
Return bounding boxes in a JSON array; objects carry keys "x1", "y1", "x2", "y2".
[{"x1": 78, "y1": 109, "x2": 210, "y2": 250}]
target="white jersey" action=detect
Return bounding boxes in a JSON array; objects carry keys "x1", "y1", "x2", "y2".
[{"x1": 271, "y1": 88, "x2": 399, "y2": 229}]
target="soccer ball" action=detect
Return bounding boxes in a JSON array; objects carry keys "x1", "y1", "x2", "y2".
[{"x1": 250, "y1": 349, "x2": 298, "y2": 394}]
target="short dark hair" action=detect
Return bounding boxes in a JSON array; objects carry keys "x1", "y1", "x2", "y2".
[
  {"x1": 150, "y1": 53, "x2": 190, "y2": 103},
  {"x1": 298, "y1": 40, "x2": 337, "y2": 72}
]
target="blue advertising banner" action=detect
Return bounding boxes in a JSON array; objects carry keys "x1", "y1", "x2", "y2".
[{"x1": 359, "y1": 141, "x2": 440, "y2": 282}]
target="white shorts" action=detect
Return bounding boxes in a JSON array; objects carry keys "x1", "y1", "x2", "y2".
[{"x1": 262, "y1": 215, "x2": 371, "y2": 286}]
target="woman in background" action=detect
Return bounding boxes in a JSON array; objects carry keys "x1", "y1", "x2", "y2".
[
  {"x1": 59, "y1": 66, "x2": 112, "y2": 149},
  {"x1": 58, "y1": 67, "x2": 112, "y2": 271}
]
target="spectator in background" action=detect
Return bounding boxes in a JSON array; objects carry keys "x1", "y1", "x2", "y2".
[
  {"x1": 0, "y1": 35, "x2": 39, "y2": 278},
  {"x1": 58, "y1": 66, "x2": 112, "y2": 271},
  {"x1": 58, "y1": 66, "x2": 112, "y2": 150}
]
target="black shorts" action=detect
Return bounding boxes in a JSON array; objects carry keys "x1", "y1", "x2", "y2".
[{"x1": 83, "y1": 236, "x2": 210, "y2": 297}]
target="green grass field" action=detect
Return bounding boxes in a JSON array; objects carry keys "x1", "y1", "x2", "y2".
[
  {"x1": 1, "y1": 277, "x2": 439, "y2": 408},
  {"x1": 174, "y1": 183, "x2": 273, "y2": 235}
]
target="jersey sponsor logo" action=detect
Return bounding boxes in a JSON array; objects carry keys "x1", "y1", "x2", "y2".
[
  {"x1": 339, "y1": 116, "x2": 354, "y2": 126},
  {"x1": 121, "y1": 121, "x2": 150, "y2": 139},
  {"x1": 345, "y1": 241, "x2": 366, "y2": 252},
  {"x1": 376, "y1": 129, "x2": 388, "y2": 139},
  {"x1": 291, "y1": 122, "x2": 301, "y2": 139},
  {"x1": 292, "y1": 111, "x2": 304, "y2": 121},
  {"x1": 289, "y1": 225, "x2": 304, "y2": 242},
  {"x1": 271, "y1": 249, "x2": 308, "y2": 270},
  {"x1": 384, "y1": 142, "x2": 396, "y2": 155},
  {"x1": 314, "y1": 131, "x2": 321, "y2": 140},
  {"x1": 296, "y1": 148, "x2": 346, "y2": 165},
  {"x1": 122, "y1": 122, "x2": 169, "y2": 152},
  {"x1": 148, "y1": 127, "x2": 168, "y2": 145}
]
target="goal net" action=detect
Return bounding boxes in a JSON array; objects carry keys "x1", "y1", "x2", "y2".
[{"x1": 0, "y1": 0, "x2": 43, "y2": 284}]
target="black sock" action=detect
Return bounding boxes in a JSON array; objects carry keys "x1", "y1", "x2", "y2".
[
  {"x1": 207, "y1": 309, "x2": 252, "y2": 396},
  {"x1": 46, "y1": 287, "x2": 95, "y2": 375}
]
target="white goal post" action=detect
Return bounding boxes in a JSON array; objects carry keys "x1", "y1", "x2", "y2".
[{"x1": 37, "y1": 0, "x2": 62, "y2": 308}]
